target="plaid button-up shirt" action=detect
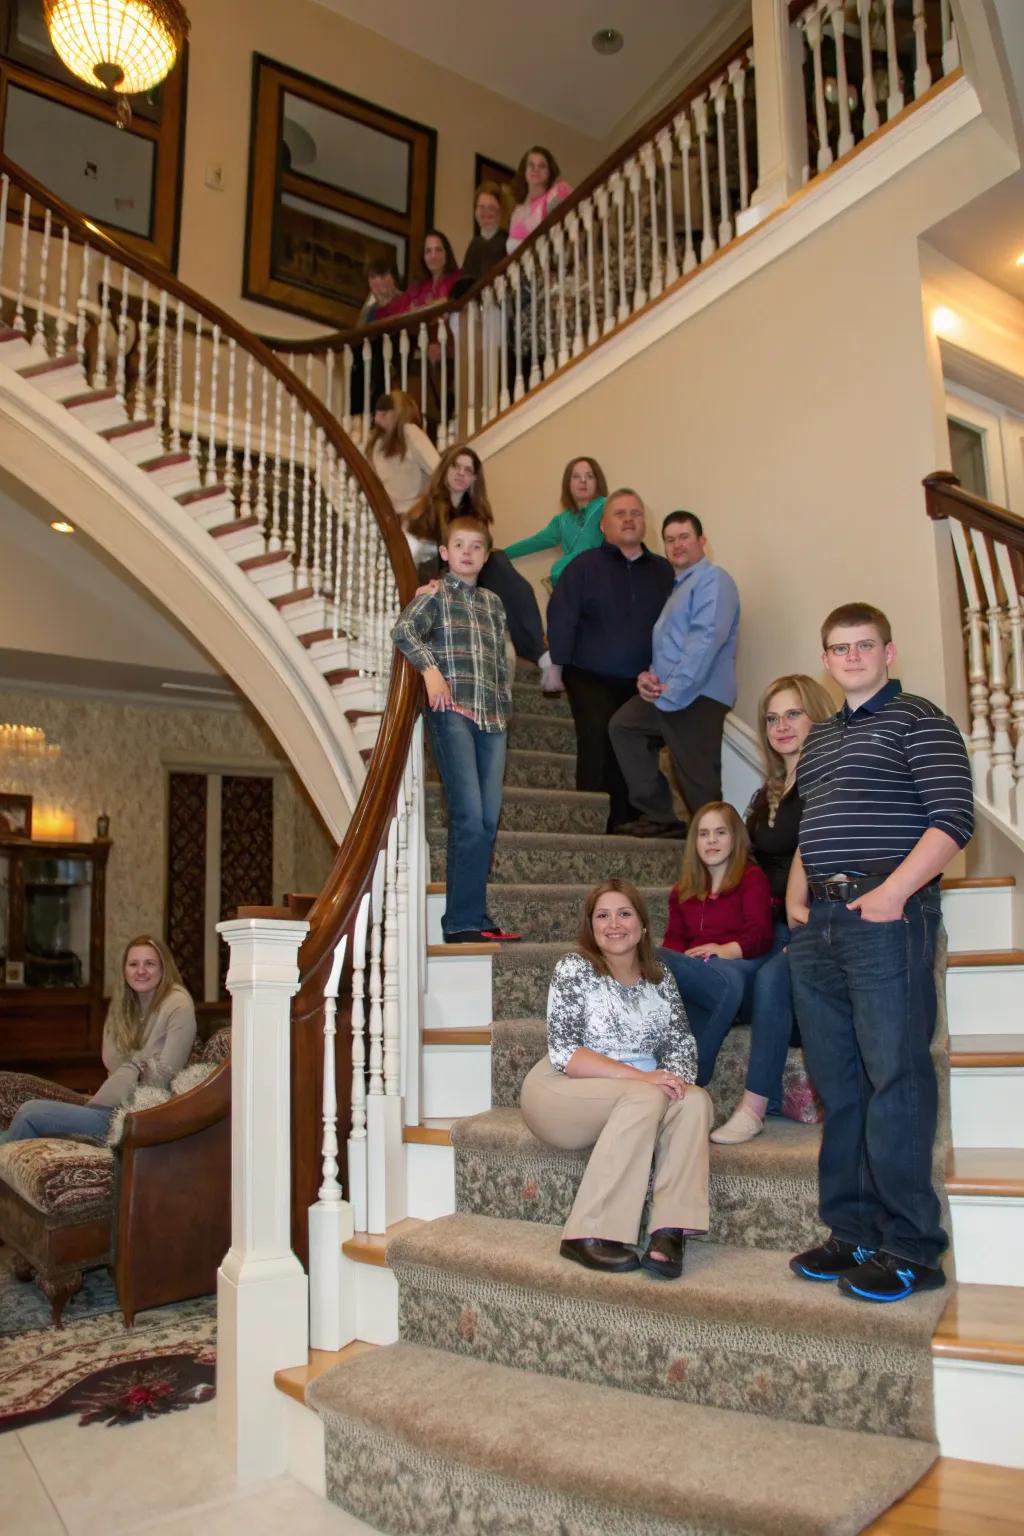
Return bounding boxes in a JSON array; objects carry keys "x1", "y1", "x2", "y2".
[{"x1": 392, "y1": 573, "x2": 511, "y2": 733}]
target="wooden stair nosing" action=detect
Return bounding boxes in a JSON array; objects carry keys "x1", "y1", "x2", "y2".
[
  {"x1": 324, "y1": 667, "x2": 359, "y2": 686},
  {"x1": 210, "y1": 514, "x2": 259, "y2": 538},
  {"x1": 946, "y1": 1146, "x2": 1024, "y2": 1198},
  {"x1": 932, "y1": 1283, "x2": 1024, "y2": 1369},
  {"x1": 946, "y1": 949, "x2": 1024, "y2": 968},
  {"x1": 402, "y1": 1122, "x2": 454, "y2": 1146},
  {"x1": 948, "y1": 1034, "x2": 1024, "y2": 1069},
  {"x1": 941, "y1": 876, "x2": 1016, "y2": 890},
  {"x1": 423, "y1": 1027, "x2": 492, "y2": 1046},
  {"x1": 272, "y1": 586, "x2": 315, "y2": 608},
  {"x1": 176, "y1": 482, "x2": 230, "y2": 505},
  {"x1": 100, "y1": 417, "x2": 156, "y2": 440},
  {"x1": 426, "y1": 941, "x2": 500, "y2": 957},
  {"x1": 275, "y1": 1340, "x2": 378, "y2": 1402},
  {"x1": 239, "y1": 550, "x2": 290, "y2": 572},
  {"x1": 342, "y1": 1215, "x2": 425, "y2": 1266},
  {"x1": 19, "y1": 354, "x2": 80, "y2": 378},
  {"x1": 138, "y1": 449, "x2": 191, "y2": 472},
  {"x1": 63, "y1": 386, "x2": 116, "y2": 407}
]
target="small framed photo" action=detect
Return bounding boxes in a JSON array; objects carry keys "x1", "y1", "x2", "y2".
[
  {"x1": 0, "y1": 792, "x2": 32, "y2": 838},
  {"x1": 4, "y1": 960, "x2": 25, "y2": 986}
]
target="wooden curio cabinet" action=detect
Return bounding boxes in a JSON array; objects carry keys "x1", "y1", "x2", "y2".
[{"x1": 0, "y1": 838, "x2": 111, "y2": 1089}]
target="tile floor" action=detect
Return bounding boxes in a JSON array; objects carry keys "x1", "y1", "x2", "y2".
[{"x1": 3, "y1": 1401, "x2": 378, "y2": 1535}]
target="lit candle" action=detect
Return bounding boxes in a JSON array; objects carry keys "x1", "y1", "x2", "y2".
[{"x1": 34, "y1": 808, "x2": 77, "y2": 841}]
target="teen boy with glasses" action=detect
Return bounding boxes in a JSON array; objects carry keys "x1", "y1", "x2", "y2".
[{"x1": 786, "y1": 602, "x2": 974, "y2": 1301}]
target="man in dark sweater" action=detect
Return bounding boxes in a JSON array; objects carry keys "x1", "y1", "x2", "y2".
[{"x1": 547, "y1": 490, "x2": 673, "y2": 831}]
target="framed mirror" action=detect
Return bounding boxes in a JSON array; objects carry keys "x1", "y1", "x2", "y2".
[{"x1": 245, "y1": 55, "x2": 437, "y2": 327}]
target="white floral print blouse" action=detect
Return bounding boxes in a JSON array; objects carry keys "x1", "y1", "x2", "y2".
[{"x1": 545, "y1": 952, "x2": 698, "y2": 1080}]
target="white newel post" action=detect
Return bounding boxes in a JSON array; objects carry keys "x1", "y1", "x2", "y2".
[
  {"x1": 216, "y1": 917, "x2": 310, "y2": 1485},
  {"x1": 745, "y1": 0, "x2": 807, "y2": 228}
]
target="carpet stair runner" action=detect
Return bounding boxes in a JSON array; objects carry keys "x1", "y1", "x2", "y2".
[{"x1": 309, "y1": 668, "x2": 950, "y2": 1533}]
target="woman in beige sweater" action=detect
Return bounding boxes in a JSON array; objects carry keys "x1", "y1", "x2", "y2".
[
  {"x1": 0, "y1": 935, "x2": 197, "y2": 1143},
  {"x1": 367, "y1": 390, "x2": 440, "y2": 519}
]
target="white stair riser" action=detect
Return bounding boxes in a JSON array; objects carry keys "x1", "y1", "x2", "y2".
[
  {"x1": 424, "y1": 953, "x2": 492, "y2": 1030},
  {"x1": 352, "y1": 718, "x2": 382, "y2": 749},
  {"x1": 282, "y1": 597, "x2": 333, "y2": 633},
  {"x1": 248, "y1": 562, "x2": 297, "y2": 599},
  {"x1": 282, "y1": 1392, "x2": 327, "y2": 1498},
  {"x1": 332, "y1": 679, "x2": 382, "y2": 712},
  {"x1": 24, "y1": 364, "x2": 87, "y2": 400},
  {"x1": 221, "y1": 532, "x2": 268, "y2": 562},
  {"x1": 949, "y1": 1195, "x2": 1024, "y2": 1285},
  {"x1": 428, "y1": 892, "x2": 443, "y2": 945},
  {"x1": 66, "y1": 399, "x2": 127, "y2": 431},
  {"x1": 188, "y1": 498, "x2": 238, "y2": 530},
  {"x1": 934, "y1": 1358, "x2": 1024, "y2": 1467},
  {"x1": 342, "y1": 1256, "x2": 399, "y2": 1345},
  {"x1": 941, "y1": 889, "x2": 1014, "y2": 953},
  {"x1": 0, "y1": 335, "x2": 45, "y2": 366},
  {"x1": 945, "y1": 967, "x2": 1024, "y2": 1034},
  {"x1": 308, "y1": 636, "x2": 353, "y2": 669},
  {"x1": 146, "y1": 461, "x2": 203, "y2": 492},
  {"x1": 406, "y1": 1140, "x2": 457, "y2": 1221},
  {"x1": 109, "y1": 428, "x2": 164, "y2": 464},
  {"x1": 951, "y1": 1068, "x2": 1023, "y2": 1148},
  {"x1": 422, "y1": 1044, "x2": 491, "y2": 1119}
]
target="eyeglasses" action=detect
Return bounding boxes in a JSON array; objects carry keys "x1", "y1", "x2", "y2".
[
  {"x1": 826, "y1": 640, "x2": 879, "y2": 657},
  {"x1": 765, "y1": 708, "x2": 806, "y2": 728}
]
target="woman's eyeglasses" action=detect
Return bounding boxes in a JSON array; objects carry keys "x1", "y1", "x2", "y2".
[{"x1": 765, "y1": 708, "x2": 806, "y2": 728}]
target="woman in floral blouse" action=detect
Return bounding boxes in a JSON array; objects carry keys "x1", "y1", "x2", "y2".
[{"x1": 520, "y1": 878, "x2": 712, "y2": 1280}]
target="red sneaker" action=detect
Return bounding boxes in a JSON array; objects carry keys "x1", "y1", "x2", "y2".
[{"x1": 480, "y1": 929, "x2": 522, "y2": 943}]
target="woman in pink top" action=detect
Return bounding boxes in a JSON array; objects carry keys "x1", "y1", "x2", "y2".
[
  {"x1": 401, "y1": 230, "x2": 462, "y2": 310},
  {"x1": 656, "y1": 803, "x2": 774, "y2": 1101},
  {"x1": 507, "y1": 146, "x2": 573, "y2": 252}
]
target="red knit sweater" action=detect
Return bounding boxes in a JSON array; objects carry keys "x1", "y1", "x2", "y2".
[{"x1": 662, "y1": 864, "x2": 773, "y2": 958}]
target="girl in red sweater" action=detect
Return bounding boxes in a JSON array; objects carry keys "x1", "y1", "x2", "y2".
[{"x1": 658, "y1": 802, "x2": 773, "y2": 1094}]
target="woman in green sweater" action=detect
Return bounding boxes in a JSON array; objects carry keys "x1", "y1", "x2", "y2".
[{"x1": 505, "y1": 457, "x2": 608, "y2": 587}]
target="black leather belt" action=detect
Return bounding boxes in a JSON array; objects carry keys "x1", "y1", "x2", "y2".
[{"x1": 807, "y1": 874, "x2": 890, "y2": 902}]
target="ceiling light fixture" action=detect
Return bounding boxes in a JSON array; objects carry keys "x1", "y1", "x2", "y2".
[
  {"x1": 592, "y1": 27, "x2": 624, "y2": 56},
  {"x1": 931, "y1": 305, "x2": 959, "y2": 337},
  {"x1": 42, "y1": 0, "x2": 190, "y2": 128},
  {"x1": 1016, "y1": 253, "x2": 1024, "y2": 269},
  {"x1": 50, "y1": 519, "x2": 75, "y2": 534}
]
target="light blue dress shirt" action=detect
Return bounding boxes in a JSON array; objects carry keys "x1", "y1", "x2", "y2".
[{"x1": 651, "y1": 557, "x2": 740, "y2": 712}]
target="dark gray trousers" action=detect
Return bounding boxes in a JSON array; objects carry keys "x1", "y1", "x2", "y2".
[{"x1": 609, "y1": 693, "x2": 730, "y2": 824}]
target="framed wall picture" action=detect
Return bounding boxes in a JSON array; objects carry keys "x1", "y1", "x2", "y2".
[
  {"x1": 474, "y1": 152, "x2": 517, "y2": 219},
  {"x1": 0, "y1": 0, "x2": 188, "y2": 269},
  {"x1": 0, "y1": 792, "x2": 31, "y2": 838},
  {"x1": 245, "y1": 56, "x2": 437, "y2": 327}
]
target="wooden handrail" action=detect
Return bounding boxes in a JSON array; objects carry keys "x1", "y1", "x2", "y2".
[
  {"x1": 267, "y1": 22, "x2": 754, "y2": 360},
  {"x1": 0, "y1": 151, "x2": 421, "y2": 1268},
  {"x1": 924, "y1": 471, "x2": 1024, "y2": 553}
]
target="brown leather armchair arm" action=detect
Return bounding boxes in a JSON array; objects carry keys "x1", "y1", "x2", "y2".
[{"x1": 119, "y1": 1060, "x2": 230, "y2": 1148}]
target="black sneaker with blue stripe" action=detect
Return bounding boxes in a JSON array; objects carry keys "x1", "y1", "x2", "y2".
[
  {"x1": 838, "y1": 1251, "x2": 946, "y2": 1302},
  {"x1": 789, "y1": 1236, "x2": 876, "y2": 1281}
]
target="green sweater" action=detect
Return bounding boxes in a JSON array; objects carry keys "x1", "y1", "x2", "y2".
[{"x1": 504, "y1": 496, "x2": 607, "y2": 585}]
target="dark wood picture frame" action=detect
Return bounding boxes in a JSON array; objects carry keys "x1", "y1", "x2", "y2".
[
  {"x1": 474, "y1": 152, "x2": 517, "y2": 223},
  {"x1": 0, "y1": 0, "x2": 188, "y2": 270},
  {"x1": 244, "y1": 55, "x2": 437, "y2": 328},
  {"x1": 0, "y1": 792, "x2": 31, "y2": 838}
]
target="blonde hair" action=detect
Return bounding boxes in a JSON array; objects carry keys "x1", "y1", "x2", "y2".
[
  {"x1": 676, "y1": 803, "x2": 750, "y2": 902},
  {"x1": 105, "y1": 934, "x2": 189, "y2": 1057},
  {"x1": 754, "y1": 674, "x2": 836, "y2": 826},
  {"x1": 366, "y1": 390, "x2": 423, "y2": 462},
  {"x1": 574, "y1": 879, "x2": 662, "y2": 984}
]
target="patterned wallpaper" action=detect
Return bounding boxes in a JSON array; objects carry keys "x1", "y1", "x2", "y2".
[{"x1": 0, "y1": 688, "x2": 337, "y2": 994}]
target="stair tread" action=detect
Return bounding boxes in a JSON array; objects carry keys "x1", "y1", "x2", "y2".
[
  {"x1": 275, "y1": 1340, "x2": 377, "y2": 1402},
  {"x1": 426, "y1": 941, "x2": 500, "y2": 956},
  {"x1": 946, "y1": 1146, "x2": 1024, "y2": 1196},
  {"x1": 933, "y1": 1283, "x2": 1024, "y2": 1365},
  {"x1": 343, "y1": 1216, "x2": 425, "y2": 1267},
  {"x1": 307, "y1": 1341, "x2": 937, "y2": 1531},
  {"x1": 427, "y1": 783, "x2": 607, "y2": 806},
  {"x1": 946, "y1": 949, "x2": 1024, "y2": 968},
  {"x1": 403, "y1": 1119, "x2": 456, "y2": 1145},
  {"x1": 387, "y1": 1212, "x2": 948, "y2": 1348},
  {"x1": 948, "y1": 1034, "x2": 1024, "y2": 1067},
  {"x1": 941, "y1": 876, "x2": 1016, "y2": 890}
]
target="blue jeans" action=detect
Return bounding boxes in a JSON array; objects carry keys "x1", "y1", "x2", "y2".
[
  {"x1": 787, "y1": 889, "x2": 946, "y2": 1268},
  {"x1": 659, "y1": 942, "x2": 787, "y2": 1107},
  {"x1": 738, "y1": 924, "x2": 796, "y2": 1108},
  {"x1": 426, "y1": 709, "x2": 507, "y2": 936},
  {"x1": 0, "y1": 1098, "x2": 114, "y2": 1144}
]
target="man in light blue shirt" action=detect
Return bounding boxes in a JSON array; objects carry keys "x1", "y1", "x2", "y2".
[{"x1": 609, "y1": 512, "x2": 740, "y2": 837}]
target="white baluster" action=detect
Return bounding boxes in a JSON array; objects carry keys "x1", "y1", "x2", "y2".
[
  {"x1": 730, "y1": 56, "x2": 751, "y2": 214},
  {"x1": 269, "y1": 373, "x2": 283, "y2": 551},
  {"x1": 940, "y1": 0, "x2": 959, "y2": 74},
  {"x1": 256, "y1": 365, "x2": 269, "y2": 524},
  {"x1": 639, "y1": 146, "x2": 661, "y2": 301},
  {"x1": 366, "y1": 828, "x2": 406, "y2": 1232},
  {"x1": 32, "y1": 208, "x2": 51, "y2": 351},
  {"x1": 114, "y1": 266, "x2": 130, "y2": 409},
  {"x1": 75, "y1": 242, "x2": 90, "y2": 373},
  {"x1": 329, "y1": 449, "x2": 343, "y2": 618},
  {"x1": 325, "y1": 347, "x2": 335, "y2": 424},
  {"x1": 949, "y1": 522, "x2": 991, "y2": 792},
  {"x1": 675, "y1": 113, "x2": 697, "y2": 275},
  {"x1": 497, "y1": 275, "x2": 510, "y2": 411},
  {"x1": 692, "y1": 94, "x2": 717, "y2": 261},
  {"x1": 466, "y1": 299, "x2": 478, "y2": 435},
  {"x1": 858, "y1": 0, "x2": 881, "y2": 137},
  {"x1": 343, "y1": 482, "x2": 358, "y2": 638},
  {"x1": 318, "y1": 932, "x2": 347, "y2": 1202},
  {"x1": 240, "y1": 351, "x2": 254, "y2": 513},
  {"x1": 188, "y1": 312, "x2": 202, "y2": 465},
  {"x1": 153, "y1": 288, "x2": 168, "y2": 437},
  {"x1": 656, "y1": 133, "x2": 679, "y2": 288},
  {"x1": 299, "y1": 405, "x2": 312, "y2": 586},
  {"x1": 382, "y1": 331, "x2": 393, "y2": 394},
  {"x1": 552, "y1": 225, "x2": 569, "y2": 365},
  {"x1": 417, "y1": 322, "x2": 428, "y2": 425},
  {"x1": 206, "y1": 323, "x2": 220, "y2": 486},
  {"x1": 395, "y1": 776, "x2": 412, "y2": 1109},
  {"x1": 971, "y1": 529, "x2": 1014, "y2": 810},
  {"x1": 511, "y1": 264, "x2": 525, "y2": 401},
  {"x1": 347, "y1": 892, "x2": 371, "y2": 1233},
  {"x1": 805, "y1": 10, "x2": 834, "y2": 173},
  {"x1": 382, "y1": 818, "x2": 400, "y2": 1097},
  {"x1": 480, "y1": 285, "x2": 495, "y2": 422},
  {"x1": 360, "y1": 338, "x2": 372, "y2": 444},
  {"x1": 172, "y1": 298, "x2": 185, "y2": 451},
  {"x1": 594, "y1": 184, "x2": 614, "y2": 335},
  {"x1": 611, "y1": 172, "x2": 629, "y2": 323},
  {"x1": 437, "y1": 315, "x2": 450, "y2": 440},
  {"x1": 568, "y1": 211, "x2": 585, "y2": 354},
  {"x1": 537, "y1": 237, "x2": 555, "y2": 379},
  {"x1": 134, "y1": 279, "x2": 150, "y2": 420},
  {"x1": 309, "y1": 426, "x2": 322, "y2": 594},
  {"x1": 828, "y1": 2, "x2": 855, "y2": 157},
  {"x1": 883, "y1": 0, "x2": 904, "y2": 118},
  {"x1": 993, "y1": 543, "x2": 1024, "y2": 823},
  {"x1": 399, "y1": 326, "x2": 410, "y2": 392},
  {"x1": 341, "y1": 344, "x2": 353, "y2": 434},
  {"x1": 711, "y1": 78, "x2": 733, "y2": 248},
  {"x1": 912, "y1": 0, "x2": 931, "y2": 98},
  {"x1": 0, "y1": 176, "x2": 8, "y2": 284},
  {"x1": 308, "y1": 931, "x2": 350, "y2": 1352},
  {"x1": 624, "y1": 159, "x2": 646, "y2": 312},
  {"x1": 451, "y1": 309, "x2": 461, "y2": 442},
  {"x1": 581, "y1": 198, "x2": 599, "y2": 344},
  {"x1": 13, "y1": 191, "x2": 30, "y2": 334},
  {"x1": 224, "y1": 337, "x2": 237, "y2": 498},
  {"x1": 95, "y1": 256, "x2": 111, "y2": 386}
]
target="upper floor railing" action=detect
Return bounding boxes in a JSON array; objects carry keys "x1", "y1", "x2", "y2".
[
  {"x1": 268, "y1": 0, "x2": 961, "y2": 449},
  {"x1": 926, "y1": 470, "x2": 1024, "y2": 830},
  {"x1": 0, "y1": 151, "x2": 420, "y2": 1264}
]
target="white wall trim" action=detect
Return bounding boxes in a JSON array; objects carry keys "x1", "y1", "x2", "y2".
[{"x1": 475, "y1": 76, "x2": 983, "y2": 460}]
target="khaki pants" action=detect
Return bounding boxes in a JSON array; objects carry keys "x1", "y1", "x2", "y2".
[{"x1": 520, "y1": 1057, "x2": 713, "y2": 1244}]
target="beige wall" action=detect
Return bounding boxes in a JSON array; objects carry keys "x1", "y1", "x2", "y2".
[
  {"x1": 178, "y1": 0, "x2": 600, "y2": 338},
  {"x1": 484, "y1": 113, "x2": 1021, "y2": 731},
  {"x1": 0, "y1": 688, "x2": 334, "y2": 994}
]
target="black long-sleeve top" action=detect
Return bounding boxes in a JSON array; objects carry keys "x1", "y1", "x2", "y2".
[{"x1": 547, "y1": 542, "x2": 674, "y2": 679}]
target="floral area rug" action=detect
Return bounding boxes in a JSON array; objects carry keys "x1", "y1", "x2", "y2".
[{"x1": 0, "y1": 1252, "x2": 216, "y2": 1432}]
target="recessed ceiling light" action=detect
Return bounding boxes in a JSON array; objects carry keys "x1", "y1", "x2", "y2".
[
  {"x1": 931, "y1": 305, "x2": 959, "y2": 337},
  {"x1": 50, "y1": 519, "x2": 75, "y2": 534},
  {"x1": 592, "y1": 27, "x2": 624, "y2": 56},
  {"x1": 1016, "y1": 252, "x2": 1024, "y2": 269}
]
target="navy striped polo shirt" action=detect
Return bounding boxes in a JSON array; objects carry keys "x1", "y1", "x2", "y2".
[{"x1": 797, "y1": 680, "x2": 974, "y2": 878}]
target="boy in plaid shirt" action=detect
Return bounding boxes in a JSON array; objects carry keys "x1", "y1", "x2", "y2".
[{"x1": 392, "y1": 517, "x2": 518, "y2": 943}]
